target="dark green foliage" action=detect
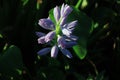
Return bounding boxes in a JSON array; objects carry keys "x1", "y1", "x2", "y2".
[
  {"x1": 0, "y1": 0, "x2": 120, "y2": 80},
  {"x1": 0, "y1": 45, "x2": 24, "y2": 80}
]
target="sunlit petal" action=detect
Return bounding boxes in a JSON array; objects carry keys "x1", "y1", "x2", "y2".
[
  {"x1": 38, "y1": 19, "x2": 55, "y2": 30},
  {"x1": 54, "y1": 6, "x2": 61, "y2": 22},
  {"x1": 51, "y1": 45, "x2": 59, "y2": 58}
]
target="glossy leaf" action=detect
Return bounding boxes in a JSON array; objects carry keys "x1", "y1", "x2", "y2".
[{"x1": 67, "y1": 7, "x2": 93, "y2": 59}]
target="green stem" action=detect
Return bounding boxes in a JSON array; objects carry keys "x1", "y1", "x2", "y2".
[{"x1": 75, "y1": 0, "x2": 82, "y2": 9}]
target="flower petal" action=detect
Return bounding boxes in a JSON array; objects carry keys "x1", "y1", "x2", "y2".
[
  {"x1": 57, "y1": 35, "x2": 66, "y2": 48},
  {"x1": 60, "y1": 3, "x2": 65, "y2": 18},
  {"x1": 38, "y1": 36, "x2": 46, "y2": 44},
  {"x1": 60, "y1": 48, "x2": 72, "y2": 58},
  {"x1": 45, "y1": 31, "x2": 55, "y2": 42},
  {"x1": 60, "y1": 17, "x2": 67, "y2": 26},
  {"x1": 36, "y1": 32, "x2": 45, "y2": 37},
  {"x1": 37, "y1": 48, "x2": 51, "y2": 55},
  {"x1": 67, "y1": 35, "x2": 78, "y2": 41},
  {"x1": 66, "y1": 20, "x2": 78, "y2": 31},
  {"x1": 54, "y1": 6, "x2": 61, "y2": 22},
  {"x1": 61, "y1": 4, "x2": 73, "y2": 18},
  {"x1": 64, "y1": 41, "x2": 77, "y2": 48},
  {"x1": 62, "y1": 28, "x2": 72, "y2": 36},
  {"x1": 51, "y1": 45, "x2": 59, "y2": 58},
  {"x1": 38, "y1": 19, "x2": 55, "y2": 30}
]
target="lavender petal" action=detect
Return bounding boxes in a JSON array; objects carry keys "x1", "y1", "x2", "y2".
[
  {"x1": 66, "y1": 20, "x2": 78, "y2": 31},
  {"x1": 38, "y1": 19, "x2": 55, "y2": 30},
  {"x1": 45, "y1": 31, "x2": 55, "y2": 42},
  {"x1": 38, "y1": 36, "x2": 46, "y2": 44},
  {"x1": 67, "y1": 35, "x2": 78, "y2": 41},
  {"x1": 36, "y1": 32, "x2": 46, "y2": 37},
  {"x1": 51, "y1": 45, "x2": 59, "y2": 58},
  {"x1": 62, "y1": 5, "x2": 73, "y2": 18},
  {"x1": 64, "y1": 41, "x2": 77, "y2": 48},
  {"x1": 62, "y1": 28, "x2": 72, "y2": 36},
  {"x1": 37, "y1": 48, "x2": 51, "y2": 55},
  {"x1": 57, "y1": 35, "x2": 66, "y2": 48},
  {"x1": 60, "y1": 48, "x2": 72, "y2": 58},
  {"x1": 54, "y1": 6, "x2": 61, "y2": 22},
  {"x1": 60, "y1": 17, "x2": 67, "y2": 26},
  {"x1": 60, "y1": 3, "x2": 65, "y2": 18}
]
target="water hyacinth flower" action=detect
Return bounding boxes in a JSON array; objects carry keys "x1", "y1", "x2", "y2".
[{"x1": 36, "y1": 3, "x2": 78, "y2": 58}]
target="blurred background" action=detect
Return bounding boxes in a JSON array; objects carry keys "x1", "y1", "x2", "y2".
[{"x1": 0, "y1": 0, "x2": 120, "y2": 80}]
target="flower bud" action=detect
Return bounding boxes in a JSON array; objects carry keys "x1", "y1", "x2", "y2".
[
  {"x1": 61, "y1": 4, "x2": 73, "y2": 18},
  {"x1": 60, "y1": 49, "x2": 72, "y2": 58},
  {"x1": 38, "y1": 36, "x2": 46, "y2": 44},
  {"x1": 51, "y1": 45, "x2": 58, "y2": 58},
  {"x1": 54, "y1": 6, "x2": 61, "y2": 22},
  {"x1": 36, "y1": 32, "x2": 45, "y2": 37},
  {"x1": 45, "y1": 31, "x2": 55, "y2": 42},
  {"x1": 37, "y1": 48, "x2": 51, "y2": 55},
  {"x1": 38, "y1": 19, "x2": 55, "y2": 30}
]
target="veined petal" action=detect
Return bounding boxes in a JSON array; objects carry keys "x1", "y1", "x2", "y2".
[
  {"x1": 38, "y1": 19, "x2": 55, "y2": 30},
  {"x1": 62, "y1": 28, "x2": 72, "y2": 36},
  {"x1": 51, "y1": 45, "x2": 59, "y2": 58},
  {"x1": 38, "y1": 36, "x2": 46, "y2": 44},
  {"x1": 60, "y1": 48, "x2": 72, "y2": 58},
  {"x1": 45, "y1": 31, "x2": 55, "y2": 42},
  {"x1": 54, "y1": 6, "x2": 61, "y2": 22},
  {"x1": 66, "y1": 20, "x2": 78, "y2": 31},
  {"x1": 37, "y1": 48, "x2": 51, "y2": 55},
  {"x1": 36, "y1": 32, "x2": 45, "y2": 37},
  {"x1": 67, "y1": 35, "x2": 78, "y2": 41}
]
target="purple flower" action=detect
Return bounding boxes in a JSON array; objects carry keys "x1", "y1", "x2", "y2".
[{"x1": 36, "y1": 4, "x2": 78, "y2": 58}]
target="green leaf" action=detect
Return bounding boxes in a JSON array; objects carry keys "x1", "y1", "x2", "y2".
[
  {"x1": 49, "y1": 9, "x2": 56, "y2": 24},
  {"x1": 0, "y1": 45, "x2": 24, "y2": 78},
  {"x1": 73, "y1": 45, "x2": 87, "y2": 59},
  {"x1": 67, "y1": 7, "x2": 93, "y2": 59}
]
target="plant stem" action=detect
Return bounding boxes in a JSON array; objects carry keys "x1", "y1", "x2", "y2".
[
  {"x1": 75, "y1": 0, "x2": 82, "y2": 9},
  {"x1": 87, "y1": 58, "x2": 99, "y2": 76}
]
